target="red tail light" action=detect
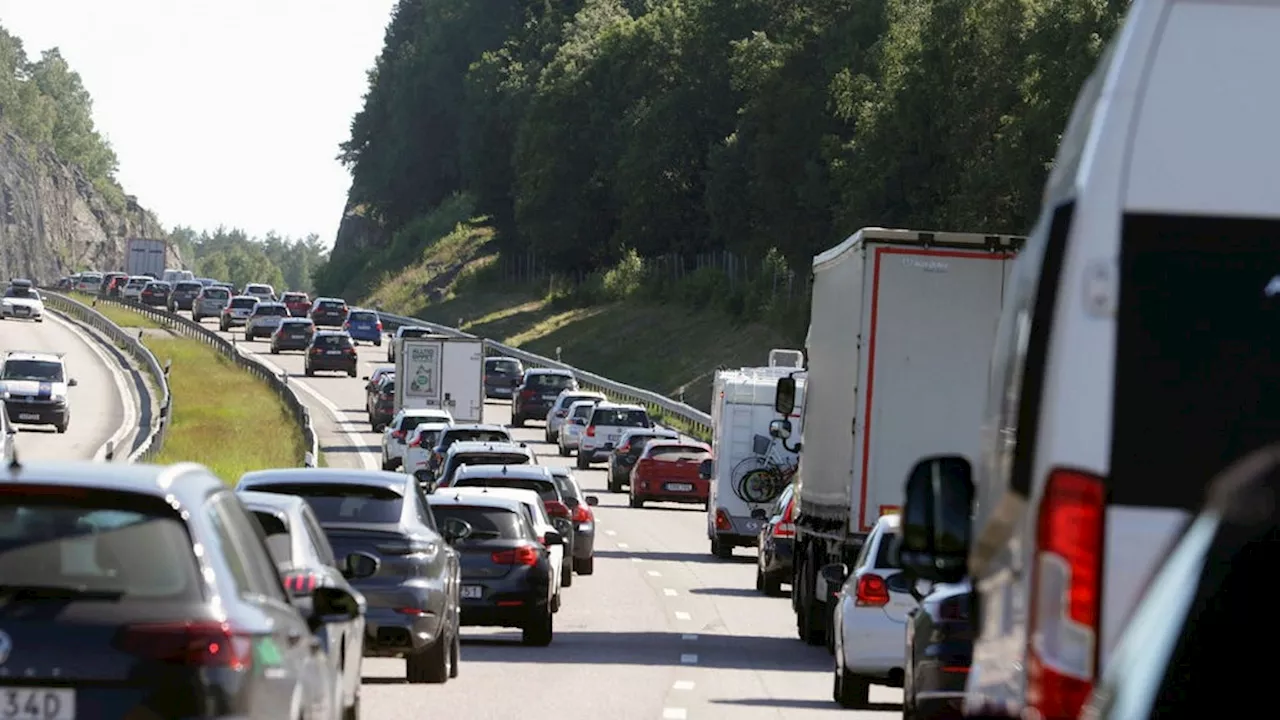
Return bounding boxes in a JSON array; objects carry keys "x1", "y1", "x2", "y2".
[
  {"x1": 283, "y1": 571, "x2": 320, "y2": 594},
  {"x1": 714, "y1": 507, "x2": 732, "y2": 531},
  {"x1": 617, "y1": 443, "x2": 630, "y2": 454},
  {"x1": 855, "y1": 574, "x2": 890, "y2": 606},
  {"x1": 1026, "y1": 468, "x2": 1104, "y2": 720},
  {"x1": 491, "y1": 545, "x2": 539, "y2": 566},
  {"x1": 310, "y1": 348, "x2": 323, "y2": 355},
  {"x1": 114, "y1": 621, "x2": 253, "y2": 669},
  {"x1": 544, "y1": 500, "x2": 572, "y2": 519},
  {"x1": 586, "y1": 426, "x2": 596, "y2": 437},
  {"x1": 773, "y1": 497, "x2": 796, "y2": 538},
  {"x1": 343, "y1": 347, "x2": 356, "y2": 355},
  {"x1": 391, "y1": 430, "x2": 405, "y2": 440},
  {"x1": 408, "y1": 435, "x2": 422, "y2": 448},
  {"x1": 572, "y1": 503, "x2": 592, "y2": 523},
  {"x1": 376, "y1": 321, "x2": 383, "y2": 331},
  {"x1": 521, "y1": 389, "x2": 536, "y2": 399}
]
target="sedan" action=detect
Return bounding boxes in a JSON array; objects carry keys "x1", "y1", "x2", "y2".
[{"x1": 237, "y1": 468, "x2": 462, "y2": 684}]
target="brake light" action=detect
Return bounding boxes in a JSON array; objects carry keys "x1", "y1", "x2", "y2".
[
  {"x1": 491, "y1": 545, "x2": 539, "y2": 566},
  {"x1": 586, "y1": 426, "x2": 595, "y2": 437},
  {"x1": 544, "y1": 500, "x2": 572, "y2": 519},
  {"x1": 343, "y1": 347, "x2": 356, "y2": 355},
  {"x1": 1026, "y1": 468, "x2": 1104, "y2": 720},
  {"x1": 392, "y1": 430, "x2": 405, "y2": 440},
  {"x1": 310, "y1": 348, "x2": 323, "y2": 355},
  {"x1": 377, "y1": 539, "x2": 435, "y2": 555},
  {"x1": 855, "y1": 574, "x2": 890, "y2": 606},
  {"x1": 521, "y1": 389, "x2": 536, "y2": 399},
  {"x1": 617, "y1": 443, "x2": 630, "y2": 454},
  {"x1": 773, "y1": 498, "x2": 795, "y2": 538},
  {"x1": 714, "y1": 507, "x2": 732, "y2": 531},
  {"x1": 114, "y1": 621, "x2": 253, "y2": 669},
  {"x1": 572, "y1": 503, "x2": 592, "y2": 523},
  {"x1": 283, "y1": 571, "x2": 320, "y2": 594}
]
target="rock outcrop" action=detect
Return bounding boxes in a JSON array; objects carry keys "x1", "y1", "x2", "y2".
[{"x1": 0, "y1": 127, "x2": 176, "y2": 283}]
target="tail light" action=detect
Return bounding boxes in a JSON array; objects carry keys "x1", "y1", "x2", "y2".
[
  {"x1": 392, "y1": 430, "x2": 405, "y2": 440},
  {"x1": 586, "y1": 426, "x2": 596, "y2": 437},
  {"x1": 376, "y1": 539, "x2": 435, "y2": 555},
  {"x1": 544, "y1": 500, "x2": 572, "y2": 519},
  {"x1": 617, "y1": 443, "x2": 630, "y2": 454},
  {"x1": 572, "y1": 503, "x2": 592, "y2": 523},
  {"x1": 343, "y1": 347, "x2": 356, "y2": 355},
  {"x1": 520, "y1": 389, "x2": 536, "y2": 399},
  {"x1": 310, "y1": 348, "x2": 323, "y2": 355},
  {"x1": 376, "y1": 321, "x2": 383, "y2": 331},
  {"x1": 855, "y1": 574, "x2": 890, "y2": 606},
  {"x1": 114, "y1": 621, "x2": 253, "y2": 669},
  {"x1": 773, "y1": 497, "x2": 796, "y2": 538},
  {"x1": 283, "y1": 571, "x2": 320, "y2": 594},
  {"x1": 491, "y1": 545, "x2": 539, "y2": 566},
  {"x1": 555, "y1": 410, "x2": 568, "y2": 418},
  {"x1": 1026, "y1": 469, "x2": 1104, "y2": 720},
  {"x1": 714, "y1": 507, "x2": 732, "y2": 531}
]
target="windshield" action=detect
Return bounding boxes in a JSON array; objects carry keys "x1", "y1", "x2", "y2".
[
  {"x1": 175, "y1": 282, "x2": 202, "y2": 292},
  {"x1": 145, "y1": 283, "x2": 169, "y2": 292},
  {"x1": 592, "y1": 408, "x2": 650, "y2": 428},
  {"x1": 318, "y1": 300, "x2": 345, "y2": 310},
  {"x1": 452, "y1": 477, "x2": 558, "y2": 502},
  {"x1": 3, "y1": 287, "x2": 37, "y2": 300},
  {"x1": 570, "y1": 403, "x2": 595, "y2": 420},
  {"x1": 251, "y1": 483, "x2": 403, "y2": 524},
  {"x1": 2, "y1": 360, "x2": 64, "y2": 383},
  {"x1": 315, "y1": 335, "x2": 352, "y2": 348},
  {"x1": 529, "y1": 373, "x2": 574, "y2": 390},
  {"x1": 254, "y1": 305, "x2": 288, "y2": 317},
  {"x1": 283, "y1": 294, "x2": 307, "y2": 302},
  {"x1": 428, "y1": 505, "x2": 523, "y2": 540},
  {"x1": 647, "y1": 446, "x2": 711, "y2": 462},
  {"x1": 230, "y1": 298, "x2": 257, "y2": 309}
]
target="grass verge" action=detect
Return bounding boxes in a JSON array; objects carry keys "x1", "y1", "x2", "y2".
[{"x1": 69, "y1": 292, "x2": 167, "y2": 329}]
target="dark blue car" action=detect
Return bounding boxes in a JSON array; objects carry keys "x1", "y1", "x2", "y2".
[{"x1": 344, "y1": 308, "x2": 383, "y2": 345}]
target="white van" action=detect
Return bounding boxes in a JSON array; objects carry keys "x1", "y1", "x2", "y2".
[
  {"x1": 161, "y1": 268, "x2": 194, "y2": 285},
  {"x1": 893, "y1": 2, "x2": 1280, "y2": 719}
]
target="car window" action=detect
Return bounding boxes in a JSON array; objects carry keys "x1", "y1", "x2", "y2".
[
  {"x1": 443, "y1": 429, "x2": 511, "y2": 445},
  {"x1": 176, "y1": 282, "x2": 203, "y2": 291},
  {"x1": 591, "y1": 408, "x2": 650, "y2": 428},
  {"x1": 230, "y1": 298, "x2": 257, "y2": 309},
  {"x1": 3, "y1": 286, "x2": 37, "y2": 299},
  {"x1": 453, "y1": 452, "x2": 531, "y2": 469},
  {"x1": 254, "y1": 482, "x2": 404, "y2": 524},
  {"x1": 551, "y1": 474, "x2": 581, "y2": 501},
  {"x1": 348, "y1": 311, "x2": 377, "y2": 323},
  {"x1": 412, "y1": 427, "x2": 442, "y2": 448},
  {"x1": 250, "y1": 511, "x2": 293, "y2": 566},
  {"x1": 400, "y1": 414, "x2": 448, "y2": 432},
  {"x1": 400, "y1": 327, "x2": 432, "y2": 338},
  {"x1": 315, "y1": 335, "x2": 352, "y2": 349},
  {"x1": 207, "y1": 495, "x2": 287, "y2": 602},
  {"x1": 299, "y1": 505, "x2": 337, "y2": 567},
  {"x1": 318, "y1": 300, "x2": 345, "y2": 310},
  {"x1": 453, "y1": 477, "x2": 558, "y2": 502},
  {"x1": 1, "y1": 359, "x2": 64, "y2": 383},
  {"x1": 570, "y1": 404, "x2": 595, "y2": 420},
  {"x1": 255, "y1": 305, "x2": 287, "y2": 317},
  {"x1": 412, "y1": 491, "x2": 436, "y2": 530},
  {"x1": 872, "y1": 530, "x2": 901, "y2": 569},
  {"x1": 431, "y1": 505, "x2": 524, "y2": 540},
  {"x1": 202, "y1": 288, "x2": 229, "y2": 299},
  {"x1": 487, "y1": 359, "x2": 521, "y2": 374},
  {"x1": 646, "y1": 445, "x2": 710, "y2": 462},
  {"x1": 283, "y1": 293, "x2": 307, "y2": 302}
]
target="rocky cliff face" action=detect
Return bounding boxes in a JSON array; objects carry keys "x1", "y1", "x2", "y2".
[{"x1": 0, "y1": 128, "x2": 175, "y2": 284}]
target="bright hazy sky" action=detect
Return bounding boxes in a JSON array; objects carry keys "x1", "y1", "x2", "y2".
[{"x1": 0, "y1": 0, "x2": 398, "y2": 245}]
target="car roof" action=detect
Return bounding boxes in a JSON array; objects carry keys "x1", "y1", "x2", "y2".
[
  {"x1": 593, "y1": 401, "x2": 645, "y2": 411},
  {"x1": 620, "y1": 428, "x2": 677, "y2": 438},
  {"x1": 237, "y1": 467, "x2": 409, "y2": 495},
  {"x1": 3, "y1": 351, "x2": 63, "y2": 364},
  {"x1": 236, "y1": 489, "x2": 308, "y2": 516},
  {"x1": 426, "y1": 490, "x2": 526, "y2": 514},
  {"x1": 254, "y1": 301, "x2": 286, "y2": 308},
  {"x1": 567, "y1": 400, "x2": 599, "y2": 409},
  {"x1": 448, "y1": 485, "x2": 545, "y2": 509},
  {"x1": 486, "y1": 356, "x2": 521, "y2": 363},
  {"x1": 231, "y1": 294, "x2": 257, "y2": 301},
  {"x1": 400, "y1": 408, "x2": 453, "y2": 418},
  {"x1": 527, "y1": 368, "x2": 574, "y2": 376},
  {"x1": 3, "y1": 460, "x2": 225, "y2": 509},
  {"x1": 452, "y1": 464, "x2": 553, "y2": 481},
  {"x1": 874, "y1": 513, "x2": 901, "y2": 532},
  {"x1": 314, "y1": 330, "x2": 351, "y2": 337},
  {"x1": 447, "y1": 440, "x2": 530, "y2": 455},
  {"x1": 443, "y1": 423, "x2": 508, "y2": 433},
  {"x1": 409, "y1": 421, "x2": 450, "y2": 436}
]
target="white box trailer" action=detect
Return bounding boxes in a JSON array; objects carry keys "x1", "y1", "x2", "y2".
[
  {"x1": 787, "y1": 227, "x2": 1022, "y2": 645},
  {"x1": 394, "y1": 336, "x2": 485, "y2": 423},
  {"x1": 705, "y1": 351, "x2": 807, "y2": 558}
]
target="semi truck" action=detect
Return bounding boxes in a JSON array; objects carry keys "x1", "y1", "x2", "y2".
[
  {"x1": 777, "y1": 227, "x2": 1023, "y2": 647},
  {"x1": 394, "y1": 335, "x2": 485, "y2": 423},
  {"x1": 126, "y1": 238, "x2": 168, "y2": 278}
]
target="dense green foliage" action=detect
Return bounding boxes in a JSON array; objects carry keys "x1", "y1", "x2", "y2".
[
  {"x1": 169, "y1": 226, "x2": 329, "y2": 294},
  {"x1": 326, "y1": 0, "x2": 1127, "y2": 289},
  {"x1": 0, "y1": 25, "x2": 121, "y2": 202}
]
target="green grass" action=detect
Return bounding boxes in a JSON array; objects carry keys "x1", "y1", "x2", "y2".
[
  {"x1": 69, "y1": 293, "x2": 167, "y2": 329},
  {"x1": 146, "y1": 335, "x2": 304, "y2": 483}
]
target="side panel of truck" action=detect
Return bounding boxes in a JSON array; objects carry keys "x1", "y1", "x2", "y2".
[
  {"x1": 440, "y1": 339, "x2": 485, "y2": 423},
  {"x1": 126, "y1": 239, "x2": 167, "y2": 277}
]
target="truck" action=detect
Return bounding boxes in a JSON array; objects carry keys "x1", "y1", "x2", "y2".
[
  {"x1": 126, "y1": 238, "x2": 168, "y2": 278},
  {"x1": 706, "y1": 349, "x2": 808, "y2": 559},
  {"x1": 394, "y1": 335, "x2": 485, "y2": 423},
  {"x1": 778, "y1": 227, "x2": 1023, "y2": 647}
]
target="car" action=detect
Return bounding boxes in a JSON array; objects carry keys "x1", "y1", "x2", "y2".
[
  {"x1": 238, "y1": 491, "x2": 369, "y2": 720},
  {"x1": 305, "y1": 331, "x2": 359, "y2": 378},
  {"x1": 191, "y1": 284, "x2": 232, "y2": 321},
  {"x1": 270, "y1": 317, "x2": 317, "y2": 353},
  {"x1": 343, "y1": 308, "x2": 384, "y2": 345},
  {"x1": 382, "y1": 408, "x2": 455, "y2": 471},
  {"x1": 903, "y1": 579, "x2": 973, "y2": 720},
  {"x1": 387, "y1": 325, "x2": 439, "y2": 362},
  {"x1": 167, "y1": 280, "x2": 205, "y2": 312},
  {"x1": 310, "y1": 297, "x2": 349, "y2": 327},
  {"x1": 219, "y1": 295, "x2": 259, "y2": 330},
  {"x1": 484, "y1": 356, "x2": 525, "y2": 400},
  {"x1": 403, "y1": 422, "x2": 452, "y2": 484},
  {"x1": 755, "y1": 484, "x2": 796, "y2": 596},
  {"x1": 101, "y1": 271, "x2": 129, "y2": 297},
  {"x1": 543, "y1": 390, "x2": 605, "y2": 443},
  {"x1": 511, "y1": 369, "x2": 579, "y2": 426},
  {"x1": 434, "y1": 440, "x2": 536, "y2": 489},
  {"x1": 0, "y1": 460, "x2": 358, "y2": 718},
  {"x1": 628, "y1": 439, "x2": 712, "y2": 508},
  {"x1": 546, "y1": 466, "x2": 599, "y2": 575},
  {"x1": 1, "y1": 279, "x2": 44, "y2": 322},
  {"x1": 607, "y1": 428, "x2": 680, "y2": 492},
  {"x1": 367, "y1": 375, "x2": 397, "y2": 431},
  {"x1": 244, "y1": 301, "x2": 290, "y2": 340},
  {"x1": 442, "y1": 465, "x2": 575, "y2": 592},
  {"x1": 74, "y1": 271, "x2": 104, "y2": 294},
  {"x1": 362, "y1": 365, "x2": 395, "y2": 395},
  {"x1": 829, "y1": 514, "x2": 913, "y2": 709},
  {"x1": 0, "y1": 351, "x2": 77, "y2": 433},
  {"x1": 557, "y1": 399, "x2": 602, "y2": 457},
  {"x1": 237, "y1": 468, "x2": 462, "y2": 684},
  {"x1": 426, "y1": 490, "x2": 558, "y2": 645},
  {"x1": 139, "y1": 280, "x2": 171, "y2": 307},
  {"x1": 282, "y1": 291, "x2": 312, "y2": 317},
  {"x1": 121, "y1": 275, "x2": 150, "y2": 301},
  {"x1": 422, "y1": 423, "x2": 513, "y2": 478},
  {"x1": 244, "y1": 283, "x2": 276, "y2": 302},
  {"x1": 577, "y1": 402, "x2": 653, "y2": 469}
]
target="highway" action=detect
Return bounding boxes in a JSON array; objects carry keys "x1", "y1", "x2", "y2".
[
  {"x1": 0, "y1": 314, "x2": 135, "y2": 462},
  {"x1": 202, "y1": 319, "x2": 902, "y2": 719}
]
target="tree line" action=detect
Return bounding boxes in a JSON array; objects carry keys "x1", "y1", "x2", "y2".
[
  {"x1": 169, "y1": 226, "x2": 329, "y2": 294},
  {"x1": 326, "y1": 0, "x2": 1127, "y2": 289}
]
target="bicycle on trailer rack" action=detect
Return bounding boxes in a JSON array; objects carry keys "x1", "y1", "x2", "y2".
[{"x1": 730, "y1": 435, "x2": 798, "y2": 505}]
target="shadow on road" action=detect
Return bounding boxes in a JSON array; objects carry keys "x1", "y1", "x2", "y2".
[
  {"x1": 322, "y1": 444, "x2": 373, "y2": 454},
  {"x1": 689, "y1": 586, "x2": 765, "y2": 598},
  {"x1": 594, "y1": 549, "x2": 754, "y2": 565},
  {"x1": 712, "y1": 697, "x2": 899, "y2": 712}
]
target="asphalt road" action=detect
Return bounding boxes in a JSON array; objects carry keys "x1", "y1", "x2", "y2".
[
  {"x1": 199, "y1": 318, "x2": 903, "y2": 720},
  {"x1": 0, "y1": 314, "x2": 133, "y2": 462}
]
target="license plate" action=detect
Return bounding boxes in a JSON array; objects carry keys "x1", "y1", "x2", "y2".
[
  {"x1": 17, "y1": 413, "x2": 39, "y2": 421},
  {"x1": 290, "y1": 334, "x2": 306, "y2": 340},
  {"x1": 607, "y1": 434, "x2": 619, "y2": 443},
  {"x1": 665, "y1": 482, "x2": 693, "y2": 492},
  {"x1": 541, "y1": 394, "x2": 557, "y2": 401},
  {"x1": 0, "y1": 688, "x2": 75, "y2": 720},
  {"x1": 14, "y1": 308, "x2": 28, "y2": 315},
  {"x1": 460, "y1": 585, "x2": 483, "y2": 599},
  {"x1": 326, "y1": 350, "x2": 342, "y2": 355}
]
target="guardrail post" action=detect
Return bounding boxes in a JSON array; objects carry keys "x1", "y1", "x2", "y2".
[
  {"x1": 556, "y1": 346, "x2": 562, "y2": 362},
  {"x1": 163, "y1": 359, "x2": 172, "y2": 377}
]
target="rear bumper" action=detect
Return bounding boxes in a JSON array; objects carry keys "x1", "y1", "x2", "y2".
[
  {"x1": 839, "y1": 604, "x2": 907, "y2": 677},
  {"x1": 246, "y1": 324, "x2": 280, "y2": 337},
  {"x1": 514, "y1": 402, "x2": 554, "y2": 420},
  {"x1": 348, "y1": 328, "x2": 382, "y2": 342},
  {"x1": 4, "y1": 402, "x2": 67, "y2": 426},
  {"x1": 362, "y1": 606, "x2": 446, "y2": 656},
  {"x1": 712, "y1": 513, "x2": 765, "y2": 546},
  {"x1": 572, "y1": 527, "x2": 595, "y2": 559},
  {"x1": 485, "y1": 383, "x2": 514, "y2": 398},
  {"x1": 308, "y1": 357, "x2": 357, "y2": 372},
  {"x1": 271, "y1": 338, "x2": 311, "y2": 350}
]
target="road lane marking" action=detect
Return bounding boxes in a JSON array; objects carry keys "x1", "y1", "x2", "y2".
[
  {"x1": 616, "y1": 542, "x2": 629, "y2": 548},
  {"x1": 680, "y1": 653, "x2": 698, "y2": 664},
  {"x1": 672, "y1": 681, "x2": 695, "y2": 690},
  {"x1": 632, "y1": 557, "x2": 644, "y2": 563},
  {"x1": 604, "y1": 529, "x2": 617, "y2": 536},
  {"x1": 663, "y1": 588, "x2": 678, "y2": 597},
  {"x1": 662, "y1": 709, "x2": 687, "y2": 720},
  {"x1": 674, "y1": 611, "x2": 691, "y2": 620},
  {"x1": 682, "y1": 634, "x2": 698, "y2": 641},
  {"x1": 647, "y1": 570, "x2": 662, "y2": 577}
]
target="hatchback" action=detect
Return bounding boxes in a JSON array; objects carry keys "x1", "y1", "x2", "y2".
[
  {"x1": 305, "y1": 331, "x2": 358, "y2": 377},
  {"x1": 511, "y1": 369, "x2": 578, "y2": 426},
  {"x1": 484, "y1": 356, "x2": 525, "y2": 400},
  {"x1": 139, "y1": 281, "x2": 170, "y2": 307},
  {"x1": 244, "y1": 301, "x2": 289, "y2": 340},
  {"x1": 282, "y1": 291, "x2": 312, "y2": 317},
  {"x1": 311, "y1": 297, "x2": 349, "y2": 327},
  {"x1": 344, "y1": 308, "x2": 383, "y2": 345},
  {"x1": 167, "y1": 280, "x2": 204, "y2": 312},
  {"x1": 271, "y1": 318, "x2": 317, "y2": 353},
  {"x1": 191, "y1": 285, "x2": 231, "y2": 321}
]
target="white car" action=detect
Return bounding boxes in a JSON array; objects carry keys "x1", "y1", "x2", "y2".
[
  {"x1": 244, "y1": 283, "x2": 276, "y2": 302},
  {"x1": 830, "y1": 513, "x2": 913, "y2": 709},
  {"x1": 403, "y1": 422, "x2": 451, "y2": 482},
  {"x1": 1, "y1": 281, "x2": 44, "y2": 322},
  {"x1": 576, "y1": 402, "x2": 653, "y2": 469},
  {"x1": 121, "y1": 276, "x2": 151, "y2": 301},
  {"x1": 544, "y1": 390, "x2": 605, "y2": 443},
  {"x1": 0, "y1": 351, "x2": 78, "y2": 433},
  {"x1": 557, "y1": 399, "x2": 599, "y2": 457},
  {"x1": 383, "y1": 408, "x2": 454, "y2": 470},
  {"x1": 75, "y1": 272, "x2": 103, "y2": 294}
]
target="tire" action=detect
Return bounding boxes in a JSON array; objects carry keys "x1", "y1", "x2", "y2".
[
  {"x1": 55, "y1": 423, "x2": 68, "y2": 435},
  {"x1": 348, "y1": 369, "x2": 357, "y2": 378},
  {"x1": 271, "y1": 347, "x2": 279, "y2": 354},
  {"x1": 576, "y1": 453, "x2": 589, "y2": 470},
  {"x1": 342, "y1": 694, "x2": 360, "y2": 720},
  {"x1": 543, "y1": 428, "x2": 551, "y2": 443},
  {"x1": 561, "y1": 563, "x2": 573, "y2": 587},
  {"x1": 573, "y1": 555, "x2": 594, "y2": 575},
  {"x1": 305, "y1": 368, "x2": 315, "y2": 377},
  {"x1": 558, "y1": 444, "x2": 569, "y2": 457},
  {"x1": 522, "y1": 604, "x2": 553, "y2": 646},
  {"x1": 711, "y1": 537, "x2": 733, "y2": 560},
  {"x1": 756, "y1": 565, "x2": 766, "y2": 592},
  {"x1": 449, "y1": 631, "x2": 460, "y2": 678},
  {"x1": 551, "y1": 591, "x2": 561, "y2": 613},
  {"x1": 799, "y1": 556, "x2": 826, "y2": 645},
  {"x1": 405, "y1": 630, "x2": 451, "y2": 684},
  {"x1": 833, "y1": 664, "x2": 870, "y2": 709},
  {"x1": 512, "y1": 414, "x2": 524, "y2": 428},
  {"x1": 607, "y1": 475, "x2": 622, "y2": 493},
  {"x1": 763, "y1": 569, "x2": 784, "y2": 597},
  {"x1": 629, "y1": 495, "x2": 643, "y2": 509}
]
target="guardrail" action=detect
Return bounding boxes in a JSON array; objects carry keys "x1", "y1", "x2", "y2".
[
  {"x1": 372, "y1": 310, "x2": 714, "y2": 441},
  {"x1": 64, "y1": 294, "x2": 319, "y2": 467},
  {"x1": 40, "y1": 290, "x2": 171, "y2": 462}
]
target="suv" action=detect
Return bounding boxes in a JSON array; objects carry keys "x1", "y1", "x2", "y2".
[
  {"x1": 310, "y1": 297, "x2": 349, "y2": 327},
  {"x1": 244, "y1": 302, "x2": 289, "y2": 340},
  {"x1": 423, "y1": 424, "x2": 513, "y2": 478},
  {"x1": 270, "y1": 318, "x2": 316, "y2": 353},
  {"x1": 304, "y1": 331, "x2": 358, "y2": 377},
  {"x1": 387, "y1": 325, "x2": 440, "y2": 362},
  {"x1": 192, "y1": 285, "x2": 231, "y2": 321},
  {"x1": 511, "y1": 369, "x2": 578, "y2": 426},
  {"x1": 244, "y1": 283, "x2": 276, "y2": 302},
  {"x1": 484, "y1": 357, "x2": 525, "y2": 400},
  {"x1": 220, "y1": 295, "x2": 259, "y2": 330},
  {"x1": 577, "y1": 402, "x2": 652, "y2": 469},
  {"x1": 0, "y1": 351, "x2": 78, "y2": 433},
  {"x1": 544, "y1": 390, "x2": 606, "y2": 443},
  {"x1": 281, "y1": 291, "x2": 311, "y2": 317},
  {"x1": 168, "y1": 280, "x2": 205, "y2": 312}
]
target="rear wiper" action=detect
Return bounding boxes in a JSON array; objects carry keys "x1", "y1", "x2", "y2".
[{"x1": 0, "y1": 584, "x2": 125, "y2": 600}]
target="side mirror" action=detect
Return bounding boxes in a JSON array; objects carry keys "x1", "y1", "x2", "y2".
[
  {"x1": 820, "y1": 563, "x2": 849, "y2": 591},
  {"x1": 67, "y1": 378, "x2": 78, "y2": 387},
  {"x1": 698, "y1": 459, "x2": 713, "y2": 481},
  {"x1": 543, "y1": 530, "x2": 565, "y2": 546},
  {"x1": 774, "y1": 376, "x2": 795, "y2": 416},
  {"x1": 585, "y1": 495, "x2": 599, "y2": 506},
  {"x1": 750, "y1": 508, "x2": 768, "y2": 521},
  {"x1": 899, "y1": 455, "x2": 974, "y2": 584},
  {"x1": 342, "y1": 552, "x2": 379, "y2": 580},
  {"x1": 439, "y1": 517, "x2": 473, "y2": 545},
  {"x1": 308, "y1": 586, "x2": 361, "y2": 630},
  {"x1": 768, "y1": 418, "x2": 792, "y2": 440}
]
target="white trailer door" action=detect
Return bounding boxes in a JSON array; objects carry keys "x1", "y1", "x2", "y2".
[{"x1": 442, "y1": 340, "x2": 484, "y2": 422}]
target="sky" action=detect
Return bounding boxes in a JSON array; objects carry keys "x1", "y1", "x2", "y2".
[{"x1": 0, "y1": 0, "x2": 399, "y2": 246}]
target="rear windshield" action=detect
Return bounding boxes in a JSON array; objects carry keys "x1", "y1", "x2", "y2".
[
  {"x1": 561, "y1": 394, "x2": 597, "y2": 408},
  {"x1": 570, "y1": 403, "x2": 596, "y2": 420},
  {"x1": 874, "y1": 531, "x2": 901, "y2": 568},
  {"x1": 127, "y1": 278, "x2": 149, "y2": 286},
  {"x1": 281, "y1": 320, "x2": 313, "y2": 329},
  {"x1": 401, "y1": 327, "x2": 433, "y2": 338},
  {"x1": 412, "y1": 428, "x2": 442, "y2": 447},
  {"x1": 318, "y1": 300, "x2": 345, "y2": 310},
  {"x1": 529, "y1": 373, "x2": 574, "y2": 390},
  {"x1": 452, "y1": 478, "x2": 558, "y2": 502},
  {"x1": 551, "y1": 474, "x2": 581, "y2": 500},
  {"x1": 486, "y1": 359, "x2": 521, "y2": 374},
  {"x1": 283, "y1": 293, "x2": 307, "y2": 302},
  {"x1": 348, "y1": 311, "x2": 377, "y2": 323},
  {"x1": 201, "y1": 288, "x2": 230, "y2": 299},
  {"x1": 175, "y1": 282, "x2": 203, "y2": 291},
  {"x1": 441, "y1": 429, "x2": 511, "y2": 446},
  {"x1": 428, "y1": 505, "x2": 523, "y2": 540},
  {"x1": 246, "y1": 285, "x2": 272, "y2": 294},
  {"x1": 591, "y1": 408, "x2": 650, "y2": 428},
  {"x1": 145, "y1": 283, "x2": 170, "y2": 291},
  {"x1": 647, "y1": 446, "x2": 710, "y2": 462},
  {"x1": 453, "y1": 452, "x2": 530, "y2": 468},
  {"x1": 0, "y1": 492, "x2": 202, "y2": 600},
  {"x1": 254, "y1": 305, "x2": 288, "y2": 317},
  {"x1": 315, "y1": 335, "x2": 352, "y2": 348},
  {"x1": 252, "y1": 483, "x2": 403, "y2": 524},
  {"x1": 230, "y1": 297, "x2": 257, "y2": 308},
  {"x1": 401, "y1": 415, "x2": 447, "y2": 432}
]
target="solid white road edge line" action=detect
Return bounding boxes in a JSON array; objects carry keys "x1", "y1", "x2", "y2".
[
  {"x1": 648, "y1": 570, "x2": 662, "y2": 577},
  {"x1": 45, "y1": 312, "x2": 138, "y2": 463}
]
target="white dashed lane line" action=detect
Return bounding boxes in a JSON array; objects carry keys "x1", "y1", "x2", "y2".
[
  {"x1": 647, "y1": 570, "x2": 662, "y2": 577},
  {"x1": 673, "y1": 680, "x2": 695, "y2": 691},
  {"x1": 674, "y1": 611, "x2": 691, "y2": 621},
  {"x1": 662, "y1": 709, "x2": 688, "y2": 720},
  {"x1": 663, "y1": 588, "x2": 678, "y2": 597}
]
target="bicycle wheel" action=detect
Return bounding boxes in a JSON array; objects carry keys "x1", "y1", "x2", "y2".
[{"x1": 738, "y1": 468, "x2": 783, "y2": 504}]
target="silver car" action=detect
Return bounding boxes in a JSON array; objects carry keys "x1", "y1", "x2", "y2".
[
  {"x1": 192, "y1": 285, "x2": 231, "y2": 321},
  {"x1": 544, "y1": 390, "x2": 606, "y2": 444},
  {"x1": 558, "y1": 399, "x2": 601, "y2": 457},
  {"x1": 219, "y1": 295, "x2": 259, "y2": 331},
  {"x1": 245, "y1": 302, "x2": 289, "y2": 340}
]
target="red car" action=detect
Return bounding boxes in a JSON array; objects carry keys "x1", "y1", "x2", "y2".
[
  {"x1": 282, "y1": 291, "x2": 311, "y2": 317},
  {"x1": 628, "y1": 440, "x2": 713, "y2": 508}
]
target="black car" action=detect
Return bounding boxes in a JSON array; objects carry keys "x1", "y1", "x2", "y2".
[
  {"x1": 139, "y1": 280, "x2": 170, "y2": 307},
  {"x1": 239, "y1": 491, "x2": 368, "y2": 720},
  {"x1": 305, "y1": 331, "x2": 358, "y2": 377},
  {"x1": 368, "y1": 376, "x2": 397, "y2": 432},
  {"x1": 426, "y1": 491, "x2": 558, "y2": 646},
  {"x1": 271, "y1": 318, "x2": 317, "y2": 353},
  {"x1": 310, "y1": 297, "x2": 349, "y2": 327},
  {"x1": 511, "y1": 368, "x2": 578, "y2": 426},
  {"x1": 0, "y1": 460, "x2": 358, "y2": 719},
  {"x1": 167, "y1": 280, "x2": 204, "y2": 312},
  {"x1": 548, "y1": 466, "x2": 599, "y2": 575},
  {"x1": 484, "y1": 356, "x2": 525, "y2": 400},
  {"x1": 237, "y1": 468, "x2": 462, "y2": 684},
  {"x1": 607, "y1": 428, "x2": 680, "y2": 492},
  {"x1": 424, "y1": 424, "x2": 513, "y2": 477},
  {"x1": 903, "y1": 579, "x2": 972, "y2": 720},
  {"x1": 756, "y1": 484, "x2": 796, "y2": 596}
]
